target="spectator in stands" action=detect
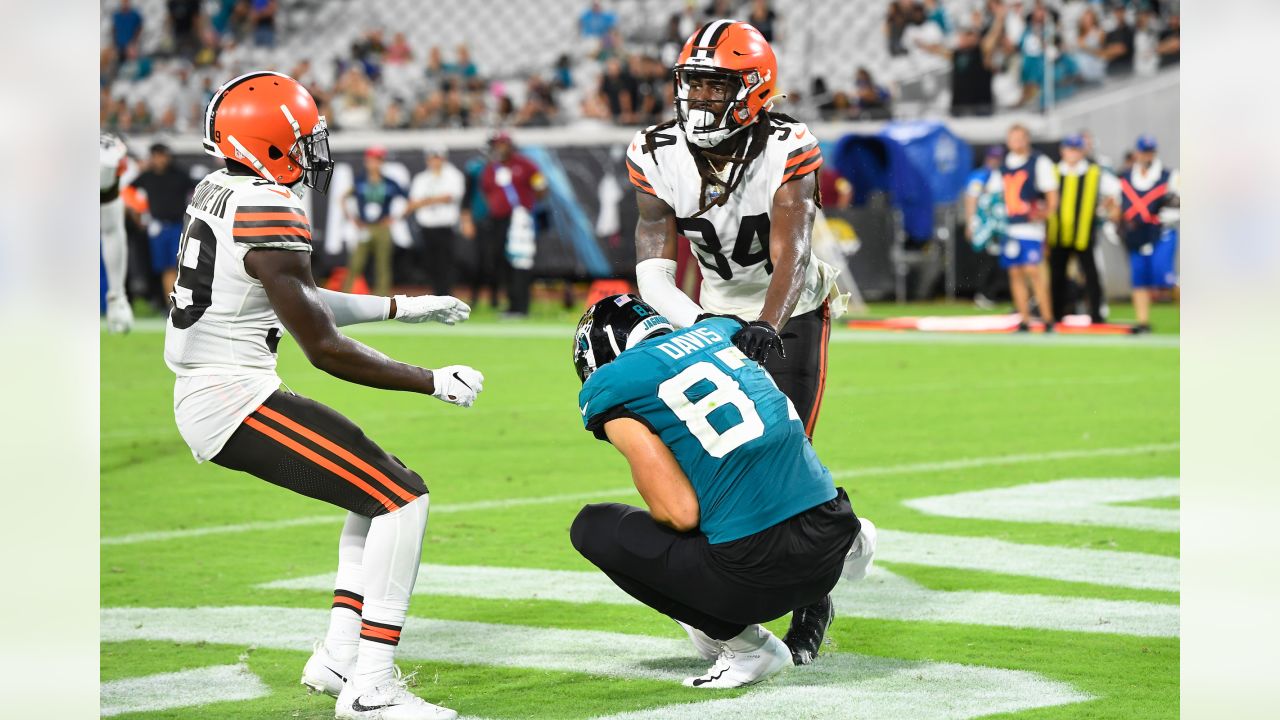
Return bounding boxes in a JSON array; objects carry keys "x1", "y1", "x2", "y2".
[
  {"x1": 1132, "y1": 8, "x2": 1160, "y2": 76},
  {"x1": 1072, "y1": 7, "x2": 1108, "y2": 84},
  {"x1": 385, "y1": 32, "x2": 413, "y2": 65},
  {"x1": 342, "y1": 147, "x2": 406, "y2": 296},
  {"x1": 480, "y1": 132, "x2": 547, "y2": 318},
  {"x1": 516, "y1": 75, "x2": 560, "y2": 127},
  {"x1": 852, "y1": 68, "x2": 892, "y2": 120},
  {"x1": 381, "y1": 98, "x2": 409, "y2": 130},
  {"x1": 494, "y1": 94, "x2": 518, "y2": 126},
  {"x1": 674, "y1": 1, "x2": 700, "y2": 40},
  {"x1": 553, "y1": 54, "x2": 574, "y2": 90},
  {"x1": 659, "y1": 14, "x2": 687, "y2": 66},
  {"x1": 426, "y1": 46, "x2": 447, "y2": 90},
  {"x1": 580, "y1": 1, "x2": 618, "y2": 40},
  {"x1": 703, "y1": 0, "x2": 735, "y2": 23},
  {"x1": 332, "y1": 67, "x2": 377, "y2": 130},
  {"x1": 1158, "y1": 13, "x2": 1179, "y2": 67},
  {"x1": 747, "y1": 0, "x2": 780, "y2": 43},
  {"x1": 922, "y1": 0, "x2": 948, "y2": 34},
  {"x1": 407, "y1": 146, "x2": 467, "y2": 297},
  {"x1": 1102, "y1": 3, "x2": 1134, "y2": 76},
  {"x1": 250, "y1": 0, "x2": 277, "y2": 48},
  {"x1": 112, "y1": 0, "x2": 144, "y2": 57},
  {"x1": 193, "y1": 27, "x2": 221, "y2": 68},
  {"x1": 445, "y1": 45, "x2": 479, "y2": 82},
  {"x1": 166, "y1": 0, "x2": 203, "y2": 59},
  {"x1": 596, "y1": 57, "x2": 637, "y2": 123},
  {"x1": 923, "y1": 14, "x2": 998, "y2": 116},
  {"x1": 130, "y1": 143, "x2": 195, "y2": 302},
  {"x1": 885, "y1": 0, "x2": 918, "y2": 57}
]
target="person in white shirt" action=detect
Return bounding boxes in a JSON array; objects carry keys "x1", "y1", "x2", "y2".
[
  {"x1": 405, "y1": 146, "x2": 466, "y2": 296},
  {"x1": 985, "y1": 124, "x2": 1059, "y2": 330}
]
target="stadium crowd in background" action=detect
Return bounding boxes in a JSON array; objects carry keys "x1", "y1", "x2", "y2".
[{"x1": 100, "y1": 0, "x2": 1180, "y2": 136}]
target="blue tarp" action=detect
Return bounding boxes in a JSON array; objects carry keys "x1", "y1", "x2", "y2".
[{"x1": 831, "y1": 121, "x2": 973, "y2": 243}]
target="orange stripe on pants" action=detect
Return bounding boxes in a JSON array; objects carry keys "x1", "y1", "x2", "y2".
[
  {"x1": 804, "y1": 302, "x2": 832, "y2": 438},
  {"x1": 242, "y1": 416, "x2": 400, "y2": 514},
  {"x1": 255, "y1": 405, "x2": 419, "y2": 504}
]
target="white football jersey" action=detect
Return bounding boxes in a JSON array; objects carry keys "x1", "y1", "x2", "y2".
[
  {"x1": 100, "y1": 132, "x2": 128, "y2": 195},
  {"x1": 164, "y1": 170, "x2": 312, "y2": 461},
  {"x1": 626, "y1": 115, "x2": 840, "y2": 320}
]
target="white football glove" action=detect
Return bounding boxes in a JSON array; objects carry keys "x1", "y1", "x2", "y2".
[
  {"x1": 394, "y1": 294, "x2": 471, "y2": 325},
  {"x1": 431, "y1": 365, "x2": 484, "y2": 408},
  {"x1": 105, "y1": 293, "x2": 134, "y2": 334}
]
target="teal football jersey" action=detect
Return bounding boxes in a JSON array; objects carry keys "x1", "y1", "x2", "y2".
[{"x1": 579, "y1": 317, "x2": 837, "y2": 544}]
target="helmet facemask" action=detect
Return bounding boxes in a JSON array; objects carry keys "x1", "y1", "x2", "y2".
[
  {"x1": 674, "y1": 66, "x2": 753, "y2": 149},
  {"x1": 291, "y1": 118, "x2": 333, "y2": 194}
]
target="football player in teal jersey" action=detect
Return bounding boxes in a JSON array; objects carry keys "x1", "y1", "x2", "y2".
[{"x1": 569, "y1": 295, "x2": 877, "y2": 688}]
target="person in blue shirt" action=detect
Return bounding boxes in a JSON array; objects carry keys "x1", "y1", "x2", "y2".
[
  {"x1": 570, "y1": 294, "x2": 877, "y2": 688},
  {"x1": 342, "y1": 146, "x2": 406, "y2": 296}
]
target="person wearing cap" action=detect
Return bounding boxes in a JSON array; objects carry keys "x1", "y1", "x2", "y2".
[
  {"x1": 1112, "y1": 134, "x2": 1178, "y2": 334},
  {"x1": 479, "y1": 131, "x2": 547, "y2": 317},
  {"x1": 1048, "y1": 133, "x2": 1120, "y2": 324},
  {"x1": 964, "y1": 145, "x2": 1008, "y2": 309},
  {"x1": 129, "y1": 142, "x2": 197, "y2": 302},
  {"x1": 985, "y1": 124, "x2": 1059, "y2": 331},
  {"x1": 342, "y1": 146, "x2": 407, "y2": 296},
  {"x1": 406, "y1": 146, "x2": 466, "y2": 296}
]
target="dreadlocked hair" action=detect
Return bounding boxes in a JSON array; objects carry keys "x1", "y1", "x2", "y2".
[{"x1": 686, "y1": 114, "x2": 776, "y2": 218}]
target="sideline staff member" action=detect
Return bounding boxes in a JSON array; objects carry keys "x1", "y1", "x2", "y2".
[{"x1": 1048, "y1": 134, "x2": 1119, "y2": 323}]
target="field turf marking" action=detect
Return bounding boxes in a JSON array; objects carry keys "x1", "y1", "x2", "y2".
[
  {"x1": 101, "y1": 444, "x2": 1176, "y2": 547},
  {"x1": 101, "y1": 606, "x2": 1090, "y2": 719},
  {"x1": 260, "y1": 563, "x2": 1178, "y2": 637},
  {"x1": 100, "y1": 663, "x2": 268, "y2": 717},
  {"x1": 905, "y1": 477, "x2": 1179, "y2": 532}
]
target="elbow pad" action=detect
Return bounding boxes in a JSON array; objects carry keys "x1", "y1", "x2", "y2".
[{"x1": 635, "y1": 258, "x2": 703, "y2": 328}]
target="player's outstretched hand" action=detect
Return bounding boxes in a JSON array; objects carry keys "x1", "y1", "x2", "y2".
[
  {"x1": 732, "y1": 321, "x2": 786, "y2": 364},
  {"x1": 430, "y1": 365, "x2": 485, "y2": 408},
  {"x1": 106, "y1": 293, "x2": 134, "y2": 334},
  {"x1": 394, "y1": 295, "x2": 471, "y2": 325}
]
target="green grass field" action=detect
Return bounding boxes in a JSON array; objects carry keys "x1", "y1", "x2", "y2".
[{"x1": 101, "y1": 305, "x2": 1179, "y2": 719}]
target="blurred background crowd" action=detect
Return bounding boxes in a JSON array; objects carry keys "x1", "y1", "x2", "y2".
[{"x1": 101, "y1": 0, "x2": 1179, "y2": 134}]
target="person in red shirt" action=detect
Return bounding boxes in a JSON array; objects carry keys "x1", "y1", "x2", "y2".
[{"x1": 479, "y1": 131, "x2": 546, "y2": 317}]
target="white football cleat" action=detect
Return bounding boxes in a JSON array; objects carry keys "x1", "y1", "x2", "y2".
[
  {"x1": 843, "y1": 517, "x2": 878, "y2": 583},
  {"x1": 676, "y1": 620, "x2": 720, "y2": 661},
  {"x1": 336, "y1": 668, "x2": 458, "y2": 720},
  {"x1": 683, "y1": 625, "x2": 792, "y2": 689},
  {"x1": 301, "y1": 641, "x2": 354, "y2": 697}
]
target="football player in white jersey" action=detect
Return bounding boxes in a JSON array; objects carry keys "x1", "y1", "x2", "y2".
[
  {"x1": 100, "y1": 132, "x2": 134, "y2": 333},
  {"x1": 165, "y1": 71, "x2": 476, "y2": 720},
  {"x1": 626, "y1": 21, "x2": 847, "y2": 666}
]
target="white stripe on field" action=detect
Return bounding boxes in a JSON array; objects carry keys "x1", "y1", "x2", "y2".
[
  {"x1": 877, "y1": 529, "x2": 1179, "y2": 591},
  {"x1": 118, "y1": 317, "x2": 1179, "y2": 348},
  {"x1": 101, "y1": 443, "x2": 1175, "y2": 547},
  {"x1": 906, "y1": 477, "x2": 1180, "y2": 532},
  {"x1": 100, "y1": 606, "x2": 1089, "y2": 720},
  {"x1": 100, "y1": 663, "x2": 268, "y2": 717},
  {"x1": 100, "y1": 488, "x2": 639, "y2": 546},
  {"x1": 831, "y1": 443, "x2": 1179, "y2": 480},
  {"x1": 260, "y1": 563, "x2": 1177, "y2": 637}
]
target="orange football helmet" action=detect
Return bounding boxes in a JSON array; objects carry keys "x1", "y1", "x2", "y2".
[
  {"x1": 202, "y1": 71, "x2": 333, "y2": 192},
  {"x1": 674, "y1": 20, "x2": 778, "y2": 148}
]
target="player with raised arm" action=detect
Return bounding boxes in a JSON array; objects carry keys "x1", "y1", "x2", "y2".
[
  {"x1": 626, "y1": 20, "x2": 847, "y2": 665},
  {"x1": 101, "y1": 131, "x2": 134, "y2": 333},
  {"x1": 165, "y1": 72, "x2": 478, "y2": 720},
  {"x1": 570, "y1": 295, "x2": 876, "y2": 688}
]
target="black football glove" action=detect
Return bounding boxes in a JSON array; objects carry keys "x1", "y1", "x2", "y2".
[
  {"x1": 732, "y1": 321, "x2": 785, "y2": 364},
  {"x1": 695, "y1": 312, "x2": 747, "y2": 328}
]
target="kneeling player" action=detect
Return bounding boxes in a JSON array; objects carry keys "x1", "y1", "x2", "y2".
[
  {"x1": 569, "y1": 295, "x2": 877, "y2": 688},
  {"x1": 167, "y1": 72, "x2": 478, "y2": 720}
]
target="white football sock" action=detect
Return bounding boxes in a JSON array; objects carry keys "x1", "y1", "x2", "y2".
[
  {"x1": 324, "y1": 512, "x2": 371, "y2": 661},
  {"x1": 723, "y1": 624, "x2": 771, "y2": 653},
  {"x1": 354, "y1": 495, "x2": 429, "y2": 688}
]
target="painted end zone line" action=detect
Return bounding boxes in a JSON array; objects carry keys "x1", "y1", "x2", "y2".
[{"x1": 101, "y1": 443, "x2": 1177, "y2": 547}]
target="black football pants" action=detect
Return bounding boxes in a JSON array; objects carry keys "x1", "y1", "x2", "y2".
[
  {"x1": 570, "y1": 488, "x2": 859, "y2": 641},
  {"x1": 763, "y1": 301, "x2": 832, "y2": 438}
]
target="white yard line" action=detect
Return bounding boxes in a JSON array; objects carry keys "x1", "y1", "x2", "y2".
[
  {"x1": 260, "y1": 562, "x2": 1177, "y2": 637},
  {"x1": 100, "y1": 663, "x2": 268, "y2": 717},
  {"x1": 102, "y1": 443, "x2": 1176, "y2": 546},
  {"x1": 100, "y1": 606, "x2": 1090, "y2": 720},
  {"x1": 905, "y1": 477, "x2": 1180, "y2": 532}
]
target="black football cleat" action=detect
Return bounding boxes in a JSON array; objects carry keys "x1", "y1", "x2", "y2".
[{"x1": 782, "y1": 595, "x2": 835, "y2": 666}]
